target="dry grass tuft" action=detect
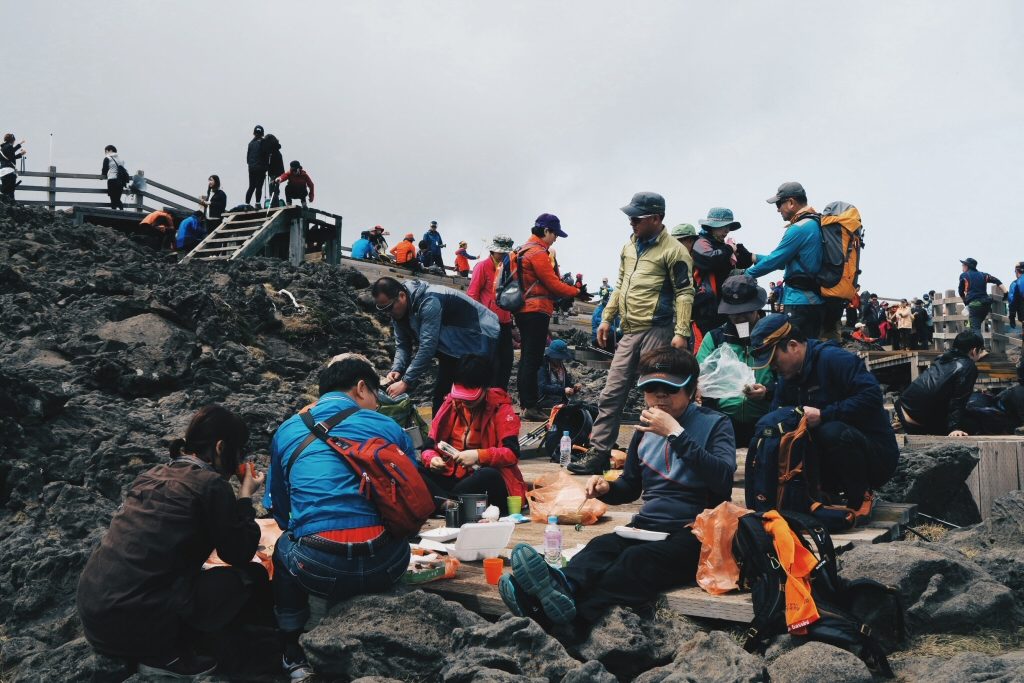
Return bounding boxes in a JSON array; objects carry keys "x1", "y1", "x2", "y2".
[
  {"x1": 910, "y1": 523, "x2": 950, "y2": 542},
  {"x1": 895, "y1": 628, "x2": 1024, "y2": 660}
]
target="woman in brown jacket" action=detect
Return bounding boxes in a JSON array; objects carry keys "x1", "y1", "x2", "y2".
[{"x1": 76, "y1": 406, "x2": 268, "y2": 679}]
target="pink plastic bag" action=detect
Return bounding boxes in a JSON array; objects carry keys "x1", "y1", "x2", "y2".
[{"x1": 690, "y1": 501, "x2": 751, "y2": 595}]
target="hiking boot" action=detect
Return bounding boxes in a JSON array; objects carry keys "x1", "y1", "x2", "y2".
[
  {"x1": 283, "y1": 653, "x2": 314, "y2": 681},
  {"x1": 499, "y1": 574, "x2": 553, "y2": 629},
  {"x1": 567, "y1": 448, "x2": 610, "y2": 475},
  {"x1": 853, "y1": 491, "x2": 875, "y2": 525},
  {"x1": 508, "y1": 543, "x2": 576, "y2": 625},
  {"x1": 137, "y1": 652, "x2": 216, "y2": 680},
  {"x1": 521, "y1": 407, "x2": 549, "y2": 422}
]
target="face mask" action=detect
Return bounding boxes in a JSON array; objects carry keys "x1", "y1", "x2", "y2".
[{"x1": 734, "y1": 322, "x2": 750, "y2": 338}]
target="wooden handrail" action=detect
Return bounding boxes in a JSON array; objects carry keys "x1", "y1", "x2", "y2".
[
  {"x1": 20, "y1": 170, "x2": 104, "y2": 180},
  {"x1": 137, "y1": 190, "x2": 192, "y2": 213},
  {"x1": 144, "y1": 178, "x2": 202, "y2": 203},
  {"x1": 17, "y1": 185, "x2": 107, "y2": 194}
]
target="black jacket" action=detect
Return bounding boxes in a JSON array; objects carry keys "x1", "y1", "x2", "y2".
[
  {"x1": 692, "y1": 232, "x2": 735, "y2": 296},
  {"x1": 899, "y1": 351, "x2": 978, "y2": 433},
  {"x1": 263, "y1": 135, "x2": 285, "y2": 176},
  {"x1": 246, "y1": 137, "x2": 267, "y2": 170},
  {"x1": 0, "y1": 142, "x2": 22, "y2": 169},
  {"x1": 76, "y1": 459, "x2": 259, "y2": 658},
  {"x1": 206, "y1": 188, "x2": 227, "y2": 218}
]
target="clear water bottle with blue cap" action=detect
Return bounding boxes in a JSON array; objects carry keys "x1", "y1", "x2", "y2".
[
  {"x1": 544, "y1": 515, "x2": 562, "y2": 566},
  {"x1": 559, "y1": 431, "x2": 572, "y2": 468}
]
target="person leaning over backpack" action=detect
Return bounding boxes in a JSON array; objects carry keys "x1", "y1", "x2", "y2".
[
  {"x1": 511, "y1": 213, "x2": 581, "y2": 421},
  {"x1": 696, "y1": 274, "x2": 775, "y2": 445},
  {"x1": 77, "y1": 406, "x2": 268, "y2": 680},
  {"x1": 420, "y1": 355, "x2": 527, "y2": 516},
  {"x1": 467, "y1": 234, "x2": 516, "y2": 390},
  {"x1": 245, "y1": 125, "x2": 267, "y2": 207},
  {"x1": 263, "y1": 354, "x2": 419, "y2": 681},
  {"x1": 374, "y1": 276, "x2": 500, "y2": 413},
  {"x1": 958, "y1": 257, "x2": 1003, "y2": 334},
  {"x1": 896, "y1": 330, "x2": 986, "y2": 437},
  {"x1": 499, "y1": 346, "x2": 735, "y2": 627},
  {"x1": 0, "y1": 133, "x2": 26, "y2": 202},
  {"x1": 750, "y1": 314, "x2": 900, "y2": 519},
  {"x1": 537, "y1": 339, "x2": 583, "y2": 410},
  {"x1": 101, "y1": 145, "x2": 128, "y2": 210},
  {"x1": 746, "y1": 182, "x2": 824, "y2": 338},
  {"x1": 569, "y1": 192, "x2": 693, "y2": 476}
]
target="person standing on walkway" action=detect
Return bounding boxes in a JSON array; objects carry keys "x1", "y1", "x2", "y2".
[
  {"x1": 895, "y1": 299, "x2": 914, "y2": 350},
  {"x1": 1009, "y1": 262, "x2": 1024, "y2": 384},
  {"x1": 199, "y1": 175, "x2": 227, "y2": 230},
  {"x1": 513, "y1": 214, "x2": 581, "y2": 421},
  {"x1": 244, "y1": 125, "x2": 267, "y2": 207},
  {"x1": 467, "y1": 234, "x2": 516, "y2": 390},
  {"x1": 101, "y1": 145, "x2": 128, "y2": 210},
  {"x1": 569, "y1": 191, "x2": 694, "y2": 475},
  {"x1": 958, "y1": 257, "x2": 1003, "y2": 333},
  {"x1": 746, "y1": 182, "x2": 824, "y2": 338},
  {"x1": 0, "y1": 134, "x2": 26, "y2": 202},
  {"x1": 424, "y1": 220, "x2": 446, "y2": 270},
  {"x1": 263, "y1": 133, "x2": 285, "y2": 206}
]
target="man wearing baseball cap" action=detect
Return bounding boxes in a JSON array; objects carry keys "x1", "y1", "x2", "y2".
[
  {"x1": 746, "y1": 182, "x2": 824, "y2": 338},
  {"x1": 514, "y1": 214, "x2": 581, "y2": 421},
  {"x1": 569, "y1": 192, "x2": 694, "y2": 475},
  {"x1": 695, "y1": 274, "x2": 775, "y2": 445},
  {"x1": 424, "y1": 221, "x2": 447, "y2": 271},
  {"x1": 749, "y1": 314, "x2": 899, "y2": 518},
  {"x1": 958, "y1": 257, "x2": 1003, "y2": 333}
]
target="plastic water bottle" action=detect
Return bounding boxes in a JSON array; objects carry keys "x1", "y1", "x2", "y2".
[
  {"x1": 544, "y1": 515, "x2": 563, "y2": 566},
  {"x1": 559, "y1": 431, "x2": 572, "y2": 468}
]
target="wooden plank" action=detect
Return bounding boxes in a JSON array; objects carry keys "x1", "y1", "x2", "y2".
[
  {"x1": 144, "y1": 177, "x2": 201, "y2": 203},
  {"x1": 19, "y1": 200, "x2": 121, "y2": 208},
  {"x1": 16, "y1": 185, "x2": 107, "y2": 194},
  {"x1": 137, "y1": 191, "x2": 192, "y2": 213},
  {"x1": 20, "y1": 170, "x2": 103, "y2": 180},
  {"x1": 976, "y1": 441, "x2": 1022, "y2": 518}
]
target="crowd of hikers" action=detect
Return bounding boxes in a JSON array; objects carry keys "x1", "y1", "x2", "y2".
[{"x1": 50, "y1": 175, "x2": 1024, "y2": 679}]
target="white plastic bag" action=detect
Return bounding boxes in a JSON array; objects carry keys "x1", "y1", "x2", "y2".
[{"x1": 698, "y1": 344, "x2": 756, "y2": 399}]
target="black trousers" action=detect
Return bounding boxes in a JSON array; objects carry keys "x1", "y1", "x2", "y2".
[
  {"x1": 514, "y1": 311, "x2": 551, "y2": 409},
  {"x1": 245, "y1": 167, "x2": 265, "y2": 206},
  {"x1": 107, "y1": 179, "x2": 124, "y2": 210},
  {"x1": 564, "y1": 529, "x2": 701, "y2": 623},
  {"x1": 493, "y1": 322, "x2": 514, "y2": 391},
  {"x1": 424, "y1": 467, "x2": 511, "y2": 515},
  {"x1": 786, "y1": 304, "x2": 824, "y2": 339},
  {"x1": 1, "y1": 173, "x2": 15, "y2": 200},
  {"x1": 821, "y1": 298, "x2": 846, "y2": 341},
  {"x1": 268, "y1": 173, "x2": 281, "y2": 205},
  {"x1": 812, "y1": 421, "x2": 896, "y2": 508},
  {"x1": 432, "y1": 353, "x2": 459, "y2": 415}
]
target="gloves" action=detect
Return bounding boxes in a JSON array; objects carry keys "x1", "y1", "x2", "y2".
[{"x1": 734, "y1": 243, "x2": 754, "y2": 269}]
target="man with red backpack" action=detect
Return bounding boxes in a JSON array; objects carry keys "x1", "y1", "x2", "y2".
[{"x1": 264, "y1": 354, "x2": 423, "y2": 681}]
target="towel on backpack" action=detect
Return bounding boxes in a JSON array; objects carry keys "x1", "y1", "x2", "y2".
[{"x1": 762, "y1": 510, "x2": 820, "y2": 632}]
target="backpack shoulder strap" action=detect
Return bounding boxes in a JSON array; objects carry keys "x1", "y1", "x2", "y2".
[
  {"x1": 779, "y1": 510, "x2": 839, "y2": 583},
  {"x1": 284, "y1": 406, "x2": 361, "y2": 483}
]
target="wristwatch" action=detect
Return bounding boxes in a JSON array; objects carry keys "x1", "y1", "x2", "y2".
[{"x1": 666, "y1": 428, "x2": 685, "y2": 444}]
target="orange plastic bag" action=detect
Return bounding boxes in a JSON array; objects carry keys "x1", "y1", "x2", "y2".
[
  {"x1": 526, "y1": 471, "x2": 607, "y2": 525},
  {"x1": 690, "y1": 501, "x2": 751, "y2": 595}
]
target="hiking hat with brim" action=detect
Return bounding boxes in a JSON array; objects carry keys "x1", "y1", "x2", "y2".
[
  {"x1": 544, "y1": 339, "x2": 575, "y2": 361},
  {"x1": 449, "y1": 384, "x2": 484, "y2": 401},
  {"x1": 671, "y1": 223, "x2": 698, "y2": 239},
  {"x1": 718, "y1": 274, "x2": 768, "y2": 315},
  {"x1": 637, "y1": 372, "x2": 692, "y2": 390},
  {"x1": 700, "y1": 207, "x2": 742, "y2": 231},
  {"x1": 487, "y1": 234, "x2": 515, "y2": 253},
  {"x1": 620, "y1": 192, "x2": 666, "y2": 217},
  {"x1": 750, "y1": 313, "x2": 793, "y2": 369}
]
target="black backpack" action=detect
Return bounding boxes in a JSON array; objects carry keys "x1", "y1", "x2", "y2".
[
  {"x1": 496, "y1": 244, "x2": 540, "y2": 312},
  {"x1": 115, "y1": 162, "x2": 131, "y2": 189},
  {"x1": 734, "y1": 510, "x2": 901, "y2": 677},
  {"x1": 541, "y1": 403, "x2": 597, "y2": 463}
]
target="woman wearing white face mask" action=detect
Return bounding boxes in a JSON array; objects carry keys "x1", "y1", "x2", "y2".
[{"x1": 695, "y1": 273, "x2": 776, "y2": 445}]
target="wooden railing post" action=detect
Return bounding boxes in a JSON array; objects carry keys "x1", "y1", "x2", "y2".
[
  {"x1": 327, "y1": 215, "x2": 342, "y2": 265},
  {"x1": 134, "y1": 169, "x2": 145, "y2": 213},
  {"x1": 289, "y1": 215, "x2": 304, "y2": 267},
  {"x1": 990, "y1": 285, "x2": 1008, "y2": 355},
  {"x1": 47, "y1": 166, "x2": 57, "y2": 211}
]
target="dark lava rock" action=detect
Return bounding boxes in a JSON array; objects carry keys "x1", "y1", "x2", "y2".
[
  {"x1": 10, "y1": 636, "x2": 133, "y2": 683},
  {"x1": 632, "y1": 631, "x2": 765, "y2": 683},
  {"x1": 558, "y1": 660, "x2": 617, "y2": 683},
  {"x1": 894, "y1": 652, "x2": 1024, "y2": 683},
  {"x1": 838, "y1": 543, "x2": 1016, "y2": 634},
  {"x1": 300, "y1": 590, "x2": 485, "y2": 679},
  {"x1": 570, "y1": 606, "x2": 697, "y2": 681},
  {"x1": 876, "y1": 443, "x2": 981, "y2": 526},
  {"x1": 766, "y1": 641, "x2": 873, "y2": 683},
  {"x1": 439, "y1": 645, "x2": 546, "y2": 683}
]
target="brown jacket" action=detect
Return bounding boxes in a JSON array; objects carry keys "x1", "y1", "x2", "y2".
[{"x1": 76, "y1": 459, "x2": 259, "y2": 658}]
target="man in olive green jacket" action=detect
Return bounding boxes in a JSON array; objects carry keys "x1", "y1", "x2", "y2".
[{"x1": 570, "y1": 192, "x2": 695, "y2": 475}]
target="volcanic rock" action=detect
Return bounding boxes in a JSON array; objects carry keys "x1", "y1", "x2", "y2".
[
  {"x1": 875, "y1": 443, "x2": 981, "y2": 526},
  {"x1": 766, "y1": 641, "x2": 873, "y2": 683},
  {"x1": 893, "y1": 652, "x2": 1024, "y2": 682},
  {"x1": 632, "y1": 631, "x2": 765, "y2": 683},
  {"x1": 570, "y1": 606, "x2": 697, "y2": 681}
]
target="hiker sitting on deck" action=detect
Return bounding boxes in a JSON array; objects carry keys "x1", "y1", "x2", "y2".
[
  {"x1": 750, "y1": 314, "x2": 900, "y2": 519},
  {"x1": 176, "y1": 210, "x2": 207, "y2": 252},
  {"x1": 76, "y1": 406, "x2": 269, "y2": 680},
  {"x1": 896, "y1": 330, "x2": 986, "y2": 437},
  {"x1": 500, "y1": 347, "x2": 735, "y2": 627},
  {"x1": 420, "y1": 354, "x2": 526, "y2": 516},
  {"x1": 537, "y1": 339, "x2": 582, "y2": 410},
  {"x1": 264, "y1": 354, "x2": 417, "y2": 681}
]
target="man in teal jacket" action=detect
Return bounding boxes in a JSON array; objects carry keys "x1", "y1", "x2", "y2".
[{"x1": 747, "y1": 182, "x2": 823, "y2": 338}]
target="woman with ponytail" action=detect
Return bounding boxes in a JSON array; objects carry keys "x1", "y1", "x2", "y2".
[{"x1": 77, "y1": 406, "x2": 269, "y2": 680}]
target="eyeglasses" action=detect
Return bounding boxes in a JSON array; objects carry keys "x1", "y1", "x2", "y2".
[
  {"x1": 628, "y1": 214, "x2": 656, "y2": 225},
  {"x1": 641, "y1": 382, "x2": 683, "y2": 395},
  {"x1": 374, "y1": 299, "x2": 395, "y2": 312}
]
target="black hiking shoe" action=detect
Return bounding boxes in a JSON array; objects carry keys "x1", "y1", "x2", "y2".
[
  {"x1": 521, "y1": 407, "x2": 549, "y2": 422},
  {"x1": 137, "y1": 652, "x2": 216, "y2": 680},
  {"x1": 567, "y1": 448, "x2": 610, "y2": 475}
]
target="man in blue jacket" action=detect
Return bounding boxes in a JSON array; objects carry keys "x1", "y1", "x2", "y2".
[
  {"x1": 372, "y1": 276, "x2": 499, "y2": 413},
  {"x1": 750, "y1": 314, "x2": 899, "y2": 518},
  {"x1": 350, "y1": 230, "x2": 378, "y2": 260},
  {"x1": 747, "y1": 182, "x2": 824, "y2": 338},
  {"x1": 958, "y1": 257, "x2": 1003, "y2": 333},
  {"x1": 175, "y1": 210, "x2": 206, "y2": 251},
  {"x1": 265, "y1": 353, "x2": 418, "y2": 680},
  {"x1": 423, "y1": 220, "x2": 446, "y2": 269}
]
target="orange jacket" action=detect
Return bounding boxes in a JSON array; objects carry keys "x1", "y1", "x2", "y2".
[
  {"x1": 512, "y1": 235, "x2": 579, "y2": 316},
  {"x1": 390, "y1": 239, "x2": 416, "y2": 264}
]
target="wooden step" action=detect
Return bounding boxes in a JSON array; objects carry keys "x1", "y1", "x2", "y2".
[
  {"x1": 192, "y1": 246, "x2": 240, "y2": 254},
  {"x1": 215, "y1": 226, "x2": 262, "y2": 234},
  {"x1": 205, "y1": 237, "x2": 253, "y2": 245}
]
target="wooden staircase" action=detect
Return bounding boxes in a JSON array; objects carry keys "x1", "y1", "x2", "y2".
[{"x1": 180, "y1": 206, "x2": 296, "y2": 263}]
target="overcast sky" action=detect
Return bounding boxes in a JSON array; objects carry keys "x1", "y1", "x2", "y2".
[{"x1": 9, "y1": 1, "x2": 1023, "y2": 298}]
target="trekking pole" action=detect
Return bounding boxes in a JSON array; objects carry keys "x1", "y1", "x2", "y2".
[{"x1": 915, "y1": 511, "x2": 961, "y2": 529}]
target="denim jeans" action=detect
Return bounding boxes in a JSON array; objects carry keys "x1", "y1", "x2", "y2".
[{"x1": 272, "y1": 532, "x2": 409, "y2": 632}]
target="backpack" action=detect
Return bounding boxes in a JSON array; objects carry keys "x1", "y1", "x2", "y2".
[
  {"x1": 114, "y1": 161, "x2": 131, "y2": 189},
  {"x1": 817, "y1": 202, "x2": 864, "y2": 299},
  {"x1": 495, "y1": 244, "x2": 540, "y2": 312},
  {"x1": 541, "y1": 403, "x2": 597, "y2": 463},
  {"x1": 733, "y1": 510, "x2": 900, "y2": 677},
  {"x1": 287, "y1": 407, "x2": 435, "y2": 538},
  {"x1": 744, "y1": 407, "x2": 862, "y2": 532}
]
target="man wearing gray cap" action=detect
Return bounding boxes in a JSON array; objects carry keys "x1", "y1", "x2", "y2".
[
  {"x1": 569, "y1": 192, "x2": 694, "y2": 475},
  {"x1": 746, "y1": 182, "x2": 824, "y2": 338}
]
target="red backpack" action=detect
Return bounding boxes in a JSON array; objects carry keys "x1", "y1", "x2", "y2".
[{"x1": 287, "y1": 407, "x2": 435, "y2": 538}]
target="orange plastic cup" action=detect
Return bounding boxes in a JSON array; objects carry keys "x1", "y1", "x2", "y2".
[{"x1": 483, "y1": 557, "x2": 504, "y2": 585}]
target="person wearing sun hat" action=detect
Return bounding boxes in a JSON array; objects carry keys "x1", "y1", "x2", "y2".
[
  {"x1": 670, "y1": 223, "x2": 698, "y2": 256},
  {"x1": 749, "y1": 313, "x2": 899, "y2": 519},
  {"x1": 419, "y1": 355, "x2": 526, "y2": 515},
  {"x1": 468, "y1": 234, "x2": 517, "y2": 390},
  {"x1": 692, "y1": 208, "x2": 753, "y2": 341},
  {"x1": 536, "y1": 339, "x2": 583, "y2": 410}
]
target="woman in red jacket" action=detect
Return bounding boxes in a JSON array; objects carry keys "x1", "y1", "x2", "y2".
[
  {"x1": 467, "y1": 234, "x2": 516, "y2": 390},
  {"x1": 420, "y1": 355, "x2": 526, "y2": 515}
]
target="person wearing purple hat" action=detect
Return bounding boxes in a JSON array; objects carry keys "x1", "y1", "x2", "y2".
[{"x1": 512, "y1": 213, "x2": 580, "y2": 421}]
